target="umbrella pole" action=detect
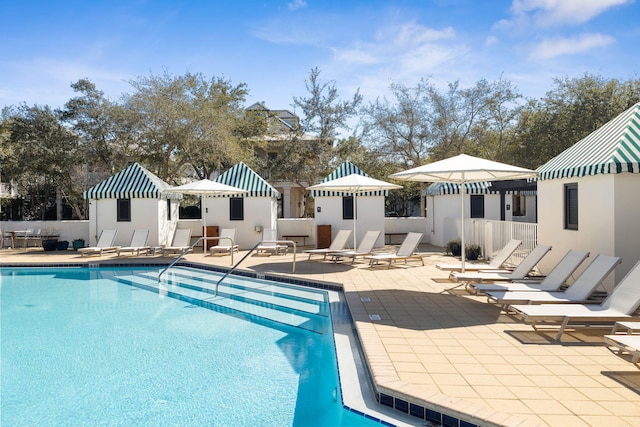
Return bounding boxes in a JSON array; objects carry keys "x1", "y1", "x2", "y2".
[
  {"x1": 461, "y1": 177, "x2": 466, "y2": 272},
  {"x1": 353, "y1": 193, "x2": 357, "y2": 250},
  {"x1": 202, "y1": 195, "x2": 207, "y2": 253}
]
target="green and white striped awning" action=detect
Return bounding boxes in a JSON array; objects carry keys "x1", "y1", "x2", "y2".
[
  {"x1": 423, "y1": 182, "x2": 498, "y2": 196},
  {"x1": 311, "y1": 161, "x2": 388, "y2": 197},
  {"x1": 215, "y1": 162, "x2": 280, "y2": 198},
  {"x1": 537, "y1": 103, "x2": 640, "y2": 180},
  {"x1": 83, "y1": 162, "x2": 181, "y2": 200},
  {"x1": 423, "y1": 182, "x2": 537, "y2": 196}
]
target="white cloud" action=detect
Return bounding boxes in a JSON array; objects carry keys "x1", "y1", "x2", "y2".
[
  {"x1": 395, "y1": 24, "x2": 456, "y2": 45},
  {"x1": 529, "y1": 32, "x2": 615, "y2": 59},
  {"x1": 288, "y1": 0, "x2": 307, "y2": 11},
  {"x1": 330, "y1": 23, "x2": 459, "y2": 69},
  {"x1": 511, "y1": 0, "x2": 633, "y2": 26}
]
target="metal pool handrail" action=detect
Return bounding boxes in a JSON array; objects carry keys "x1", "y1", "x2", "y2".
[
  {"x1": 158, "y1": 237, "x2": 203, "y2": 282},
  {"x1": 214, "y1": 240, "x2": 297, "y2": 296},
  {"x1": 159, "y1": 238, "x2": 297, "y2": 289}
]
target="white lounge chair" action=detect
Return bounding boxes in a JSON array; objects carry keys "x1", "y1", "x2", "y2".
[
  {"x1": 451, "y1": 244, "x2": 552, "y2": 283},
  {"x1": 468, "y1": 249, "x2": 590, "y2": 294},
  {"x1": 511, "y1": 260, "x2": 640, "y2": 340},
  {"x1": 329, "y1": 230, "x2": 381, "y2": 264},
  {"x1": 117, "y1": 230, "x2": 150, "y2": 256},
  {"x1": 208, "y1": 228, "x2": 239, "y2": 256},
  {"x1": 485, "y1": 254, "x2": 621, "y2": 309},
  {"x1": 256, "y1": 229, "x2": 287, "y2": 255},
  {"x1": 79, "y1": 229, "x2": 119, "y2": 257},
  {"x1": 367, "y1": 232, "x2": 424, "y2": 268},
  {"x1": 303, "y1": 229, "x2": 352, "y2": 261},
  {"x1": 436, "y1": 239, "x2": 522, "y2": 271},
  {"x1": 162, "y1": 229, "x2": 193, "y2": 256},
  {"x1": 603, "y1": 334, "x2": 640, "y2": 364}
]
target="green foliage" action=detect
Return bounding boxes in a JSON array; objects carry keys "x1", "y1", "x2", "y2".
[
  {"x1": 3, "y1": 68, "x2": 640, "y2": 222},
  {"x1": 122, "y1": 71, "x2": 253, "y2": 181},
  {"x1": 446, "y1": 239, "x2": 461, "y2": 256},
  {"x1": 508, "y1": 73, "x2": 640, "y2": 169},
  {"x1": 465, "y1": 243, "x2": 482, "y2": 260}
]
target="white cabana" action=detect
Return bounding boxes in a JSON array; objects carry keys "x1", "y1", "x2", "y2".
[
  {"x1": 83, "y1": 162, "x2": 182, "y2": 247},
  {"x1": 310, "y1": 162, "x2": 394, "y2": 249},
  {"x1": 536, "y1": 102, "x2": 640, "y2": 288},
  {"x1": 207, "y1": 162, "x2": 281, "y2": 249}
]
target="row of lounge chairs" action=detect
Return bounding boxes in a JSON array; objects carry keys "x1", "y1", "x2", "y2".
[
  {"x1": 78, "y1": 228, "x2": 241, "y2": 258},
  {"x1": 450, "y1": 242, "x2": 640, "y2": 342},
  {"x1": 302, "y1": 229, "x2": 424, "y2": 268}
]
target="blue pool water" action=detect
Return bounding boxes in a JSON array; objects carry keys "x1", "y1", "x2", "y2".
[{"x1": 1, "y1": 266, "x2": 382, "y2": 426}]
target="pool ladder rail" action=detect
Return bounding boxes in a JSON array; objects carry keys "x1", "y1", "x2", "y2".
[{"x1": 158, "y1": 238, "x2": 297, "y2": 291}]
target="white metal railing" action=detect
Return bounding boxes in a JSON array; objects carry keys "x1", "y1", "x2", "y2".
[{"x1": 446, "y1": 218, "x2": 538, "y2": 265}]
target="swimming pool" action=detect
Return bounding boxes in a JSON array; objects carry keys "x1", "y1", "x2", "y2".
[{"x1": 1, "y1": 266, "x2": 388, "y2": 426}]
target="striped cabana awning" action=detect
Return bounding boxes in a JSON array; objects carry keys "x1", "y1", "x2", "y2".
[
  {"x1": 83, "y1": 163, "x2": 181, "y2": 200},
  {"x1": 423, "y1": 182, "x2": 537, "y2": 196},
  {"x1": 311, "y1": 161, "x2": 388, "y2": 197},
  {"x1": 537, "y1": 103, "x2": 640, "y2": 180},
  {"x1": 423, "y1": 181, "x2": 497, "y2": 196},
  {"x1": 215, "y1": 162, "x2": 280, "y2": 198}
]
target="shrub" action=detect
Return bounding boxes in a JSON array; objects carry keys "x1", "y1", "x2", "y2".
[{"x1": 446, "y1": 239, "x2": 462, "y2": 256}]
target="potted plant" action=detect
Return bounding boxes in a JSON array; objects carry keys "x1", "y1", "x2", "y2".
[
  {"x1": 42, "y1": 238, "x2": 59, "y2": 251},
  {"x1": 446, "y1": 239, "x2": 462, "y2": 256},
  {"x1": 465, "y1": 243, "x2": 482, "y2": 261},
  {"x1": 72, "y1": 239, "x2": 85, "y2": 251}
]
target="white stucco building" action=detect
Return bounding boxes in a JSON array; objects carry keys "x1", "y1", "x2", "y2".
[
  {"x1": 208, "y1": 162, "x2": 280, "y2": 249},
  {"x1": 536, "y1": 102, "x2": 640, "y2": 291},
  {"x1": 310, "y1": 162, "x2": 388, "y2": 249},
  {"x1": 83, "y1": 162, "x2": 182, "y2": 247}
]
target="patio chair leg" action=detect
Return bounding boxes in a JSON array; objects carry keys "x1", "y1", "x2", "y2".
[{"x1": 555, "y1": 317, "x2": 570, "y2": 341}]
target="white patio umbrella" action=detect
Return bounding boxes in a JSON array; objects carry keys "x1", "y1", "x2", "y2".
[
  {"x1": 307, "y1": 174, "x2": 402, "y2": 250},
  {"x1": 390, "y1": 154, "x2": 538, "y2": 272},
  {"x1": 164, "y1": 179, "x2": 247, "y2": 250}
]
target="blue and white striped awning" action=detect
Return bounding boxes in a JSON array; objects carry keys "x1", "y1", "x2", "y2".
[
  {"x1": 83, "y1": 163, "x2": 181, "y2": 200},
  {"x1": 537, "y1": 103, "x2": 640, "y2": 180},
  {"x1": 311, "y1": 161, "x2": 388, "y2": 197},
  {"x1": 215, "y1": 162, "x2": 280, "y2": 198}
]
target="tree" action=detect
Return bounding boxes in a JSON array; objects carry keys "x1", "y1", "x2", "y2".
[
  {"x1": 510, "y1": 73, "x2": 640, "y2": 169},
  {"x1": 293, "y1": 69, "x2": 361, "y2": 177},
  {"x1": 361, "y1": 79, "x2": 435, "y2": 169},
  {"x1": 271, "y1": 68, "x2": 363, "y2": 216},
  {"x1": 3, "y1": 104, "x2": 85, "y2": 219},
  {"x1": 122, "y1": 71, "x2": 257, "y2": 181},
  {"x1": 362, "y1": 77, "x2": 525, "y2": 215},
  {"x1": 428, "y1": 77, "x2": 523, "y2": 161}
]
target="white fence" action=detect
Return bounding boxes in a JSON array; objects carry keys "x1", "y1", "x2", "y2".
[{"x1": 445, "y1": 218, "x2": 538, "y2": 264}]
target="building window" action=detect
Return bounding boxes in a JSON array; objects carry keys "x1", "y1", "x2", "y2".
[
  {"x1": 230, "y1": 197, "x2": 244, "y2": 221},
  {"x1": 166, "y1": 199, "x2": 172, "y2": 221},
  {"x1": 470, "y1": 195, "x2": 484, "y2": 218},
  {"x1": 117, "y1": 199, "x2": 131, "y2": 222},
  {"x1": 342, "y1": 196, "x2": 354, "y2": 220},
  {"x1": 564, "y1": 183, "x2": 578, "y2": 230}
]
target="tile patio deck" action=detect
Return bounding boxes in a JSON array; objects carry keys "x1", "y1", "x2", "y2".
[{"x1": 2, "y1": 245, "x2": 639, "y2": 426}]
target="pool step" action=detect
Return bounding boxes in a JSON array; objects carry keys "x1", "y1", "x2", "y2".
[
  {"x1": 169, "y1": 267, "x2": 327, "y2": 304},
  {"x1": 112, "y1": 272, "x2": 328, "y2": 335}
]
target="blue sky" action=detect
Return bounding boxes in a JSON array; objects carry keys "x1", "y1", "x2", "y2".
[{"x1": 1, "y1": 0, "x2": 638, "y2": 112}]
